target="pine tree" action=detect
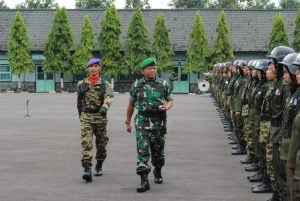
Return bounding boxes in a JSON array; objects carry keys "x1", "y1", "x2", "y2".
[
  {"x1": 71, "y1": 15, "x2": 94, "y2": 75},
  {"x1": 98, "y1": 5, "x2": 122, "y2": 78},
  {"x1": 294, "y1": 9, "x2": 300, "y2": 51},
  {"x1": 152, "y1": 14, "x2": 174, "y2": 73},
  {"x1": 7, "y1": 11, "x2": 34, "y2": 89},
  {"x1": 183, "y1": 12, "x2": 209, "y2": 74},
  {"x1": 123, "y1": 7, "x2": 150, "y2": 75},
  {"x1": 268, "y1": 14, "x2": 289, "y2": 53},
  {"x1": 211, "y1": 11, "x2": 234, "y2": 64},
  {"x1": 43, "y1": 7, "x2": 73, "y2": 89}
]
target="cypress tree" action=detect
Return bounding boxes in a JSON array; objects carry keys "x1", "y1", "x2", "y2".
[
  {"x1": 98, "y1": 5, "x2": 122, "y2": 78},
  {"x1": 294, "y1": 9, "x2": 300, "y2": 51},
  {"x1": 43, "y1": 7, "x2": 73, "y2": 89},
  {"x1": 7, "y1": 11, "x2": 34, "y2": 89},
  {"x1": 152, "y1": 14, "x2": 174, "y2": 73},
  {"x1": 184, "y1": 11, "x2": 209, "y2": 74},
  {"x1": 211, "y1": 11, "x2": 234, "y2": 64},
  {"x1": 123, "y1": 7, "x2": 150, "y2": 75},
  {"x1": 71, "y1": 15, "x2": 94, "y2": 75},
  {"x1": 268, "y1": 14, "x2": 289, "y2": 53}
]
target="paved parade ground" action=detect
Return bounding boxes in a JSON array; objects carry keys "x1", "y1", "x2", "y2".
[{"x1": 0, "y1": 93, "x2": 271, "y2": 201}]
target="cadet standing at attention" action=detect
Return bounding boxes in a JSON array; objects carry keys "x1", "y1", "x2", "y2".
[
  {"x1": 125, "y1": 57, "x2": 173, "y2": 193},
  {"x1": 77, "y1": 58, "x2": 114, "y2": 182}
]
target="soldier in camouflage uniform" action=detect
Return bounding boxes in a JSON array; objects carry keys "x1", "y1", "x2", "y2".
[
  {"x1": 77, "y1": 58, "x2": 114, "y2": 182},
  {"x1": 252, "y1": 61, "x2": 274, "y2": 194},
  {"x1": 278, "y1": 53, "x2": 299, "y2": 201},
  {"x1": 267, "y1": 46, "x2": 295, "y2": 201},
  {"x1": 125, "y1": 57, "x2": 173, "y2": 193}
]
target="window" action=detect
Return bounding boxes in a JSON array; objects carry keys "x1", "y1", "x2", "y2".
[
  {"x1": 0, "y1": 65, "x2": 11, "y2": 81},
  {"x1": 118, "y1": 74, "x2": 143, "y2": 82}
]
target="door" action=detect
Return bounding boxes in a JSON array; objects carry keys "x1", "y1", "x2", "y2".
[
  {"x1": 36, "y1": 65, "x2": 55, "y2": 92},
  {"x1": 172, "y1": 66, "x2": 189, "y2": 94}
]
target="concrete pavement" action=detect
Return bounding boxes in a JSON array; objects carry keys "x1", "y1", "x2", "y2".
[{"x1": 0, "y1": 93, "x2": 271, "y2": 201}]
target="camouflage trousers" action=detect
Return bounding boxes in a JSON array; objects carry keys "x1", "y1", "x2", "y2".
[
  {"x1": 135, "y1": 115, "x2": 165, "y2": 175},
  {"x1": 80, "y1": 116, "x2": 108, "y2": 167},
  {"x1": 242, "y1": 105, "x2": 253, "y2": 153},
  {"x1": 252, "y1": 113, "x2": 261, "y2": 157},
  {"x1": 259, "y1": 120, "x2": 274, "y2": 182}
]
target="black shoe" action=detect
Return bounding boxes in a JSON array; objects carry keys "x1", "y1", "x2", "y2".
[
  {"x1": 229, "y1": 140, "x2": 237, "y2": 144},
  {"x1": 248, "y1": 172, "x2": 263, "y2": 182},
  {"x1": 153, "y1": 167, "x2": 163, "y2": 184},
  {"x1": 266, "y1": 191, "x2": 280, "y2": 201},
  {"x1": 137, "y1": 174, "x2": 150, "y2": 193},
  {"x1": 251, "y1": 182, "x2": 264, "y2": 189},
  {"x1": 245, "y1": 163, "x2": 259, "y2": 172},
  {"x1": 94, "y1": 160, "x2": 103, "y2": 176},
  {"x1": 232, "y1": 144, "x2": 238, "y2": 149},
  {"x1": 232, "y1": 148, "x2": 247, "y2": 155},
  {"x1": 252, "y1": 183, "x2": 273, "y2": 193},
  {"x1": 82, "y1": 166, "x2": 92, "y2": 182},
  {"x1": 240, "y1": 154, "x2": 254, "y2": 164}
]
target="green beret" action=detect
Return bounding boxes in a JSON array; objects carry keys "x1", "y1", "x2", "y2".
[{"x1": 140, "y1": 57, "x2": 156, "y2": 68}]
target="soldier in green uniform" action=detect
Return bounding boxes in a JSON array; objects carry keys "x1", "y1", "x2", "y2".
[
  {"x1": 252, "y1": 62, "x2": 274, "y2": 193},
  {"x1": 248, "y1": 60, "x2": 271, "y2": 185},
  {"x1": 286, "y1": 54, "x2": 300, "y2": 201},
  {"x1": 125, "y1": 57, "x2": 174, "y2": 193},
  {"x1": 278, "y1": 53, "x2": 299, "y2": 201},
  {"x1": 267, "y1": 46, "x2": 295, "y2": 201},
  {"x1": 232, "y1": 60, "x2": 248, "y2": 155},
  {"x1": 77, "y1": 58, "x2": 114, "y2": 182}
]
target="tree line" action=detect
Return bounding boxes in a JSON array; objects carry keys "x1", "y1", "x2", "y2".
[
  {"x1": 1, "y1": 0, "x2": 300, "y2": 9},
  {"x1": 6, "y1": 4, "x2": 300, "y2": 89}
]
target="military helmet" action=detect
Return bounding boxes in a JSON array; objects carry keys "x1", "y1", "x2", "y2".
[
  {"x1": 269, "y1": 46, "x2": 295, "y2": 63},
  {"x1": 292, "y1": 53, "x2": 300, "y2": 67},
  {"x1": 278, "y1": 53, "x2": 298, "y2": 75},
  {"x1": 255, "y1": 59, "x2": 270, "y2": 73},
  {"x1": 237, "y1": 60, "x2": 247, "y2": 68}
]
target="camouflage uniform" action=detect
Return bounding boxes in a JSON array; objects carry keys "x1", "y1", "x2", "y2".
[
  {"x1": 77, "y1": 78, "x2": 114, "y2": 167},
  {"x1": 129, "y1": 77, "x2": 173, "y2": 175},
  {"x1": 259, "y1": 81, "x2": 275, "y2": 185}
]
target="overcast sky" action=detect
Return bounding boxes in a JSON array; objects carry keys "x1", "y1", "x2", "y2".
[{"x1": 4, "y1": 0, "x2": 171, "y2": 9}]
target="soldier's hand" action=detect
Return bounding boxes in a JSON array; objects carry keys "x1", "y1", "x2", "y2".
[
  {"x1": 99, "y1": 107, "x2": 107, "y2": 115},
  {"x1": 126, "y1": 123, "x2": 132, "y2": 133},
  {"x1": 267, "y1": 143, "x2": 273, "y2": 149},
  {"x1": 159, "y1": 105, "x2": 167, "y2": 111}
]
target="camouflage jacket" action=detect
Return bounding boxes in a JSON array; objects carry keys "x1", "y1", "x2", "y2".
[
  {"x1": 129, "y1": 77, "x2": 173, "y2": 112},
  {"x1": 77, "y1": 77, "x2": 114, "y2": 117}
]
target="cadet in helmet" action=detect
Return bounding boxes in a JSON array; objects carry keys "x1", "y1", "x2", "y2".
[
  {"x1": 278, "y1": 53, "x2": 299, "y2": 201},
  {"x1": 77, "y1": 58, "x2": 114, "y2": 182},
  {"x1": 286, "y1": 54, "x2": 300, "y2": 201},
  {"x1": 252, "y1": 60, "x2": 274, "y2": 194},
  {"x1": 241, "y1": 60, "x2": 259, "y2": 165},
  {"x1": 232, "y1": 60, "x2": 248, "y2": 155},
  {"x1": 125, "y1": 57, "x2": 174, "y2": 193},
  {"x1": 267, "y1": 46, "x2": 295, "y2": 201}
]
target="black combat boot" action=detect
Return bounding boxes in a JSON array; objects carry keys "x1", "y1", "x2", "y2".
[
  {"x1": 136, "y1": 174, "x2": 150, "y2": 193},
  {"x1": 266, "y1": 191, "x2": 280, "y2": 201},
  {"x1": 247, "y1": 169, "x2": 263, "y2": 182},
  {"x1": 252, "y1": 176, "x2": 272, "y2": 193},
  {"x1": 245, "y1": 162, "x2": 259, "y2": 172},
  {"x1": 153, "y1": 167, "x2": 163, "y2": 184},
  {"x1": 82, "y1": 163, "x2": 92, "y2": 182},
  {"x1": 240, "y1": 153, "x2": 254, "y2": 164},
  {"x1": 94, "y1": 160, "x2": 103, "y2": 176}
]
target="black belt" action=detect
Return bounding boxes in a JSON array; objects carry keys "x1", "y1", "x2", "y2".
[
  {"x1": 138, "y1": 111, "x2": 160, "y2": 118},
  {"x1": 82, "y1": 108, "x2": 99, "y2": 113}
]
